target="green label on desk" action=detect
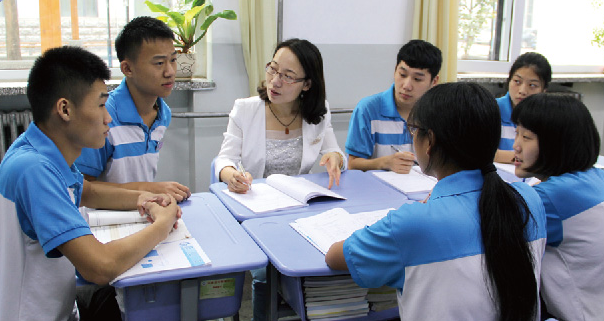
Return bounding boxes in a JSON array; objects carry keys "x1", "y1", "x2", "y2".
[{"x1": 199, "y1": 278, "x2": 236, "y2": 299}]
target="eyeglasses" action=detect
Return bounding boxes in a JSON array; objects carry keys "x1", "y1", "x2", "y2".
[
  {"x1": 265, "y1": 63, "x2": 306, "y2": 84},
  {"x1": 407, "y1": 124, "x2": 425, "y2": 137}
]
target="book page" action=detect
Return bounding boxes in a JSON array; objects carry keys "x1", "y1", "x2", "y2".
[
  {"x1": 88, "y1": 209, "x2": 147, "y2": 227},
  {"x1": 372, "y1": 167, "x2": 437, "y2": 194},
  {"x1": 290, "y1": 208, "x2": 392, "y2": 254},
  {"x1": 111, "y1": 238, "x2": 211, "y2": 283},
  {"x1": 266, "y1": 174, "x2": 346, "y2": 203},
  {"x1": 91, "y1": 218, "x2": 191, "y2": 244},
  {"x1": 222, "y1": 183, "x2": 305, "y2": 213}
]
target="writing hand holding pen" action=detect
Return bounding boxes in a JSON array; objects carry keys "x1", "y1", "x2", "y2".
[
  {"x1": 226, "y1": 161, "x2": 253, "y2": 194},
  {"x1": 389, "y1": 145, "x2": 418, "y2": 174}
]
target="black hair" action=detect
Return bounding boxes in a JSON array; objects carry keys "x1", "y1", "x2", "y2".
[
  {"x1": 258, "y1": 38, "x2": 327, "y2": 125},
  {"x1": 115, "y1": 16, "x2": 175, "y2": 62},
  {"x1": 409, "y1": 83, "x2": 537, "y2": 321},
  {"x1": 396, "y1": 39, "x2": 442, "y2": 80},
  {"x1": 512, "y1": 93, "x2": 600, "y2": 177},
  {"x1": 507, "y1": 52, "x2": 552, "y2": 90},
  {"x1": 27, "y1": 46, "x2": 110, "y2": 124}
]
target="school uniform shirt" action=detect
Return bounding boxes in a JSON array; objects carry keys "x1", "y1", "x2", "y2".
[
  {"x1": 345, "y1": 84, "x2": 413, "y2": 159},
  {"x1": 214, "y1": 96, "x2": 347, "y2": 180},
  {"x1": 535, "y1": 168, "x2": 604, "y2": 321},
  {"x1": 496, "y1": 92, "x2": 515, "y2": 150},
  {"x1": 75, "y1": 78, "x2": 171, "y2": 183},
  {"x1": 0, "y1": 123, "x2": 91, "y2": 321},
  {"x1": 343, "y1": 169, "x2": 547, "y2": 320}
]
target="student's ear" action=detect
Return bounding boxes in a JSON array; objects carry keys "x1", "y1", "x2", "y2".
[
  {"x1": 431, "y1": 75, "x2": 440, "y2": 87},
  {"x1": 426, "y1": 129, "x2": 436, "y2": 155},
  {"x1": 55, "y1": 98, "x2": 72, "y2": 122},
  {"x1": 120, "y1": 60, "x2": 133, "y2": 77}
]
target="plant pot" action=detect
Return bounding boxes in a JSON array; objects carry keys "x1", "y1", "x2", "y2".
[{"x1": 176, "y1": 52, "x2": 196, "y2": 80}]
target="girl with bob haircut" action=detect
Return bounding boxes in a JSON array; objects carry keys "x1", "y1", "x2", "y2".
[
  {"x1": 326, "y1": 82, "x2": 547, "y2": 321},
  {"x1": 495, "y1": 52, "x2": 551, "y2": 163},
  {"x1": 215, "y1": 38, "x2": 347, "y2": 321},
  {"x1": 511, "y1": 93, "x2": 604, "y2": 321}
]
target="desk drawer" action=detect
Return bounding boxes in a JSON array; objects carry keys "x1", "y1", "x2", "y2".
[{"x1": 122, "y1": 271, "x2": 244, "y2": 320}]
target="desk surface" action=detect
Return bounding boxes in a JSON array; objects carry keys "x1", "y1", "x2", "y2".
[
  {"x1": 113, "y1": 193, "x2": 268, "y2": 288},
  {"x1": 210, "y1": 170, "x2": 410, "y2": 221},
  {"x1": 242, "y1": 199, "x2": 411, "y2": 277}
]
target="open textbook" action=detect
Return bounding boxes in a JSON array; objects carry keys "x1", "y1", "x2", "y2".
[
  {"x1": 86, "y1": 209, "x2": 211, "y2": 283},
  {"x1": 372, "y1": 166, "x2": 437, "y2": 197},
  {"x1": 290, "y1": 207, "x2": 393, "y2": 254},
  {"x1": 222, "y1": 174, "x2": 346, "y2": 213}
]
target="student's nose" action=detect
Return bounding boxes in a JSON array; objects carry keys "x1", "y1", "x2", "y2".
[
  {"x1": 518, "y1": 84, "x2": 528, "y2": 96},
  {"x1": 166, "y1": 61, "x2": 176, "y2": 78},
  {"x1": 512, "y1": 137, "x2": 521, "y2": 152},
  {"x1": 104, "y1": 108, "x2": 112, "y2": 124},
  {"x1": 401, "y1": 78, "x2": 412, "y2": 91}
]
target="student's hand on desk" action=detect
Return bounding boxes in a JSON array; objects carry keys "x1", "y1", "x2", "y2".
[
  {"x1": 320, "y1": 152, "x2": 343, "y2": 189},
  {"x1": 141, "y1": 195, "x2": 181, "y2": 229},
  {"x1": 387, "y1": 152, "x2": 415, "y2": 174},
  {"x1": 145, "y1": 181, "x2": 191, "y2": 202},
  {"x1": 228, "y1": 170, "x2": 253, "y2": 194}
]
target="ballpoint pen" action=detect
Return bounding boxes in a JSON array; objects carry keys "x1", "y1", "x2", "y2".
[
  {"x1": 237, "y1": 161, "x2": 252, "y2": 191},
  {"x1": 391, "y1": 145, "x2": 419, "y2": 166}
]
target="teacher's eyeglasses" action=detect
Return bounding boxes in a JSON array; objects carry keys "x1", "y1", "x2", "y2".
[{"x1": 265, "y1": 63, "x2": 306, "y2": 85}]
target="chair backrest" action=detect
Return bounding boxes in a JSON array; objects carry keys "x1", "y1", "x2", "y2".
[{"x1": 210, "y1": 157, "x2": 218, "y2": 184}]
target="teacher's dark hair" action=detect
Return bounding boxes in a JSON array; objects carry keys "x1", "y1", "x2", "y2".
[
  {"x1": 512, "y1": 93, "x2": 600, "y2": 177},
  {"x1": 258, "y1": 38, "x2": 327, "y2": 125},
  {"x1": 409, "y1": 82, "x2": 537, "y2": 321}
]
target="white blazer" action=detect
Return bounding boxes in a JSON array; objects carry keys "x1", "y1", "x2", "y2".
[{"x1": 214, "y1": 96, "x2": 347, "y2": 180}]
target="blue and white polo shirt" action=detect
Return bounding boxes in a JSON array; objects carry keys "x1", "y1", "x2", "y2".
[
  {"x1": 343, "y1": 169, "x2": 547, "y2": 319},
  {"x1": 75, "y1": 78, "x2": 171, "y2": 183},
  {"x1": 346, "y1": 84, "x2": 413, "y2": 159},
  {"x1": 0, "y1": 123, "x2": 91, "y2": 321},
  {"x1": 535, "y1": 167, "x2": 604, "y2": 321},
  {"x1": 496, "y1": 92, "x2": 515, "y2": 151}
]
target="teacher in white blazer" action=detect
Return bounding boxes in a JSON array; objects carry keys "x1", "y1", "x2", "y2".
[{"x1": 215, "y1": 38, "x2": 347, "y2": 194}]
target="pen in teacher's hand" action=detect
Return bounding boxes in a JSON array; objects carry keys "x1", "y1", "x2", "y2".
[
  {"x1": 237, "y1": 161, "x2": 252, "y2": 191},
  {"x1": 391, "y1": 145, "x2": 419, "y2": 166}
]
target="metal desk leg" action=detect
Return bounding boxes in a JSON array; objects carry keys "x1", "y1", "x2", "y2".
[
  {"x1": 267, "y1": 263, "x2": 279, "y2": 321},
  {"x1": 180, "y1": 279, "x2": 199, "y2": 321}
]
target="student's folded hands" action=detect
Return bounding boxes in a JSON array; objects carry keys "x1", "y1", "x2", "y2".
[
  {"x1": 144, "y1": 181, "x2": 192, "y2": 202},
  {"x1": 139, "y1": 194, "x2": 182, "y2": 229}
]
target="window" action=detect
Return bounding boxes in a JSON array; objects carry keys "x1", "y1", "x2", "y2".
[
  {"x1": 458, "y1": 0, "x2": 604, "y2": 73},
  {"x1": 0, "y1": 0, "x2": 209, "y2": 80}
]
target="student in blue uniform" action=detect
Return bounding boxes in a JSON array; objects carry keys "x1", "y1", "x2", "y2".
[
  {"x1": 511, "y1": 93, "x2": 603, "y2": 321},
  {"x1": 76, "y1": 16, "x2": 190, "y2": 202},
  {"x1": 494, "y1": 52, "x2": 551, "y2": 163},
  {"x1": 345, "y1": 40, "x2": 441, "y2": 173},
  {"x1": 0, "y1": 46, "x2": 181, "y2": 321},
  {"x1": 326, "y1": 83, "x2": 547, "y2": 320}
]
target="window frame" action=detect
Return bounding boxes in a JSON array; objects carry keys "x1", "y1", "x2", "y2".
[{"x1": 457, "y1": 0, "x2": 604, "y2": 74}]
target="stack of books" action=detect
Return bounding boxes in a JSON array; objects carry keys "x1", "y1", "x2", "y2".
[
  {"x1": 303, "y1": 275, "x2": 369, "y2": 320},
  {"x1": 366, "y1": 286, "x2": 398, "y2": 312}
]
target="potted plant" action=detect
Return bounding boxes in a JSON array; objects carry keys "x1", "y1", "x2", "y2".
[{"x1": 145, "y1": 0, "x2": 237, "y2": 79}]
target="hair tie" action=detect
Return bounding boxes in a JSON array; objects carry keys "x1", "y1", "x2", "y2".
[{"x1": 481, "y1": 164, "x2": 497, "y2": 175}]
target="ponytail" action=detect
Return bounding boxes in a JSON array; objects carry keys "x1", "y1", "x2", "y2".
[{"x1": 480, "y1": 166, "x2": 537, "y2": 321}]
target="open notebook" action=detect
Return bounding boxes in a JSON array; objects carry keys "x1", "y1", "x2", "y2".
[
  {"x1": 87, "y1": 209, "x2": 211, "y2": 283},
  {"x1": 290, "y1": 207, "x2": 393, "y2": 254},
  {"x1": 221, "y1": 174, "x2": 346, "y2": 213}
]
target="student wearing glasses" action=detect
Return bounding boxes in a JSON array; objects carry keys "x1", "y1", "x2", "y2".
[
  {"x1": 326, "y1": 83, "x2": 547, "y2": 320},
  {"x1": 494, "y1": 52, "x2": 551, "y2": 163},
  {"x1": 215, "y1": 38, "x2": 347, "y2": 321},
  {"x1": 511, "y1": 94, "x2": 603, "y2": 321},
  {"x1": 345, "y1": 40, "x2": 441, "y2": 174},
  {"x1": 215, "y1": 38, "x2": 347, "y2": 194}
]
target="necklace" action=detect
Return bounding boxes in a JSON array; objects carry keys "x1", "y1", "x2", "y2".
[{"x1": 268, "y1": 102, "x2": 299, "y2": 134}]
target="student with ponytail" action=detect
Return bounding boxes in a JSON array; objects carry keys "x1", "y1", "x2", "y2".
[
  {"x1": 511, "y1": 93, "x2": 604, "y2": 321},
  {"x1": 326, "y1": 82, "x2": 547, "y2": 320}
]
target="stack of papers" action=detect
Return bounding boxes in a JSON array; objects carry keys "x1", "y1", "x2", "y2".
[
  {"x1": 290, "y1": 208, "x2": 393, "y2": 255},
  {"x1": 304, "y1": 275, "x2": 369, "y2": 320},
  {"x1": 87, "y1": 209, "x2": 211, "y2": 283},
  {"x1": 372, "y1": 166, "x2": 436, "y2": 200},
  {"x1": 222, "y1": 174, "x2": 346, "y2": 213},
  {"x1": 367, "y1": 286, "x2": 398, "y2": 312}
]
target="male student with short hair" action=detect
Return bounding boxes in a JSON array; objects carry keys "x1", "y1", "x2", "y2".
[
  {"x1": 0, "y1": 46, "x2": 181, "y2": 321},
  {"x1": 345, "y1": 40, "x2": 442, "y2": 173},
  {"x1": 75, "y1": 16, "x2": 190, "y2": 202}
]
